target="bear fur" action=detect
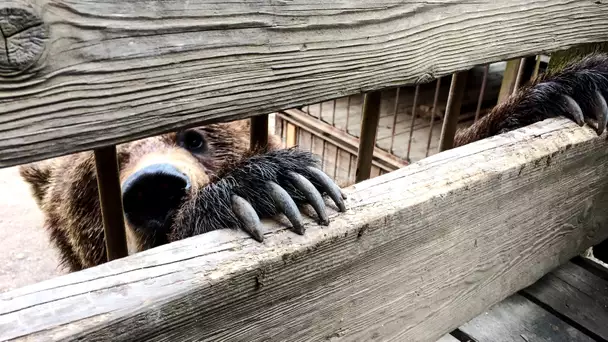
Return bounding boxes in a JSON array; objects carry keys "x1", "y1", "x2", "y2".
[
  {"x1": 20, "y1": 53, "x2": 608, "y2": 271},
  {"x1": 19, "y1": 120, "x2": 342, "y2": 271}
]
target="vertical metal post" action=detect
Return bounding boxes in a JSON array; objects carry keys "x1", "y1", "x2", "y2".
[
  {"x1": 355, "y1": 91, "x2": 382, "y2": 183},
  {"x1": 331, "y1": 99, "x2": 337, "y2": 127},
  {"x1": 333, "y1": 148, "x2": 339, "y2": 180},
  {"x1": 94, "y1": 146, "x2": 128, "y2": 262},
  {"x1": 321, "y1": 140, "x2": 327, "y2": 170},
  {"x1": 439, "y1": 71, "x2": 469, "y2": 152},
  {"x1": 250, "y1": 115, "x2": 269, "y2": 150},
  {"x1": 474, "y1": 64, "x2": 489, "y2": 122},
  {"x1": 532, "y1": 55, "x2": 542, "y2": 80},
  {"x1": 406, "y1": 85, "x2": 421, "y2": 161},
  {"x1": 425, "y1": 78, "x2": 442, "y2": 157},
  {"x1": 388, "y1": 87, "x2": 401, "y2": 154},
  {"x1": 512, "y1": 57, "x2": 527, "y2": 93},
  {"x1": 345, "y1": 95, "x2": 352, "y2": 134}
]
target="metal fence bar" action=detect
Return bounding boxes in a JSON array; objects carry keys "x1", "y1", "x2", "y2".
[
  {"x1": 512, "y1": 57, "x2": 527, "y2": 93},
  {"x1": 406, "y1": 85, "x2": 421, "y2": 161},
  {"x1": 425, "y1": 78, "x2": 442, "y2": 157},
  {"x1": 355, "y1": 91, "x2": 382, "y2": 183},
  {"x1": 250, "y1": 115, "x2": 269, "y2": 150},
  {"x1": 474, "y1": 64, "x2": 490, "y2": 122},
  {"x1": 439, "y1": 71, "x2": 469, "y2": 152},
  {"x1": 94, "y1": 146, "x2": 128, "y2": 262},
  {"x1": 345, "y1": 95, "x2": 352, "y2": 134},
  {"x1": 389, "y1": 87, "x2": 401, "y2": 154},
  {"x1": 331, "y1": 99, "x2": 337, "y2": 127}
]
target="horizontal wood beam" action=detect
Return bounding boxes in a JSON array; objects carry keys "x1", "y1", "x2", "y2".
[
  {"x1": 1, "y1": 1, "x2": 608, "y2": 167},
  {"x1": 278, "y1": 109, "x2": 407, "y2": 171},
  {"x1": 2, "y1": 118, "x2": 608, "y2": 341}
]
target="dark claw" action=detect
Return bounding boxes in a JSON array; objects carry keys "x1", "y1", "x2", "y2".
[
  {"x1": 563, "y1": 95, "x2": 585, "y2": 126},
  {"x1": 307, "y1": 166, "x2": 347, "y2": 212},
  {"x1": 231, "y1": 195, "x2": 264, "y2": 242},
  {"x1": 267, "y1": 181, "x2": 305, "y2": 235},
  {"x1": 593, "y1": 91, "x2": 608, "y2": 135},
  {"x1": 288, "y1": 172, "x2": 329, "y2": 225}
]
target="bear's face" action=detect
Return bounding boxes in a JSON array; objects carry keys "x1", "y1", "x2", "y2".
[
  {"x1": 118, "y1": 122, "x2": 257, "y2": 253},
  {"x1": 20, "y1": 120, "x2": 280, "y2": 269}
]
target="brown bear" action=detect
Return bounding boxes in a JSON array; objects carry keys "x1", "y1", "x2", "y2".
[
  {"x1": 20, "y1": 53, "x2": 608, "y2": 272},
  {"x1": 19, "y1": 120, "x2": 345, "y2": 271}
]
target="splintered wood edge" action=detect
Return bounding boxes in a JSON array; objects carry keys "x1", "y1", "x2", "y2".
[
  {"x1": 1, "y1": 118, "x2": 608, "y2": 341},
  {"x1": 1, "y1": 0, "x2": 608, "y2": 167}
]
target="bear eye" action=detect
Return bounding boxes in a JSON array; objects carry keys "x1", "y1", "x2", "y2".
[{"x1": 178, "y1": 130, "x2": 207, "y2": 153}]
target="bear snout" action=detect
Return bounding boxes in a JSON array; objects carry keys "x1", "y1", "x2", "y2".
[{"x1": 121, "y1": 163, "x2": 191, "y2": 236}]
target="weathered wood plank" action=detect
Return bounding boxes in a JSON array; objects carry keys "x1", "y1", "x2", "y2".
[
  {"x1": 436, "y1": 334, "x2": 460, "y2": 342},
  {"x1": 521, "y1": 262, "x2": 608, "y2": 340},
  {"x1": 1, "y1": 1, "x2": 608, "y2": 167},
  {"x1": 459, "y1": 294, "x2": 595, "y2": 342},
  {"x1": 573, "y1": 255, "x2": 608, "y2": 281},
  {"x1": 2, "y1": 118, "x2": 608, "y2": 341}
]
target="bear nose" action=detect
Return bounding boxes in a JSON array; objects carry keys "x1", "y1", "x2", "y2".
[{"x1": 121, "y1": 163, "x2": 191, "y2": 231}]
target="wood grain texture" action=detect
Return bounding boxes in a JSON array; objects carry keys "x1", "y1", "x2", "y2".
[
  {"x1": 1, "y1": 0, "x2": 608, "y2": 167},
  {"x1": 459, "y1": 294, "x2": 595, "y2": 342},
  {"x1": 0, "y1": 1, "x2": 48, "y2": 74},
  {"x1": 435, "y1": 334, "x2": 460, "y2": 342},
  {"x1": 522, "y1": 262, "x2": 608, "y2": 340},
  {"x1": 2, "y1": 118, "x2": 608, "y2": 341}
]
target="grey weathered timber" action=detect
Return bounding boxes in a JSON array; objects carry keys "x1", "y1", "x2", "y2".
[
  {"x1": 459, "y1": 294, "x2": 595, "y2": 342},
  {"x1": 1, "y1": 1, "x2": 608, "y2": 167},
  {"x1": 0, "y1": 0, "x2": 48, "y2": 74},
  {"x1": 435, "y1": 334, "x2": 459, "y2": 342},
  {"x1": 522, "y1": 262, "x2": 608, "y2": 340},
  {"x1": 2, "y1": 118, "x2": 608, "y2": 342}
]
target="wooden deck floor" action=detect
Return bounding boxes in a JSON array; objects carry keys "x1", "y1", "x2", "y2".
[
  {"x1": 301, "y1": 62, "x2": 506, "y2": 163},
  {"x1": 437, "y1": 256, "x2": 608, "y2": 342}
]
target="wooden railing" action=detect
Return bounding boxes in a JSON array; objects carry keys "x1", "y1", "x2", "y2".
[
  {"x1": 1, "y1": 0, "x2": 608, "y2": 341},
  {"x1": 2, "y1": 1, "x2": 608, "y2": 167},
  {"x1": 2, "y1": 119, "x2": 608, "y2": 341}
]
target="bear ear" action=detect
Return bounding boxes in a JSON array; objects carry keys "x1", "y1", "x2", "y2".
[{"x1": 19, "y1": 164, "x2": 52, "y2": 205}]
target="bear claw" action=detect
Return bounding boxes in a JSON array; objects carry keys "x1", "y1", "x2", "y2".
[
  {"x1": 267, "y1": 181, "x2": 305, "y2": 235},
  {"x1": 593, "y1": 90, "x2": 608, "y2": 135},
  {"x1": 190, "y1": 149, "x2": 347, "y2": 243},
  {"x1": 307, "y1": 166, "x2": 347, "y2": 213},
  {"x1": 231, "y1": 195, "x2": 265, "y2": 242},
  {"x1": 288, "y1": 172, "x2": 329, "y2": 225},
  {"x1": 562, "y1": 95, "x2": 585, "y2": 126},
  {"x1": 560, "y1": 92, "x2": 608, "y2": 135}
]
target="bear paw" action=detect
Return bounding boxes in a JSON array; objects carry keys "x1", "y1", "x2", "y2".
[
  {"x1": 527, "y1": 54, "x2": 608, "y2": 135},
  {"x1": 231, "y1": 166, "x2": 346, "y2": 242},
  {"x1": 561, "y1": 91, "x2": 608, "y2": 135},
  {"x1": 171, "y1": 148, "x2": 347, "y2": 242}
]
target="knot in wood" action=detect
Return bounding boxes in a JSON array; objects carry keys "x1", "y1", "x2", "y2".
[{"x1": 0, "y1": 5, "x2": 47, "y2": 74}]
